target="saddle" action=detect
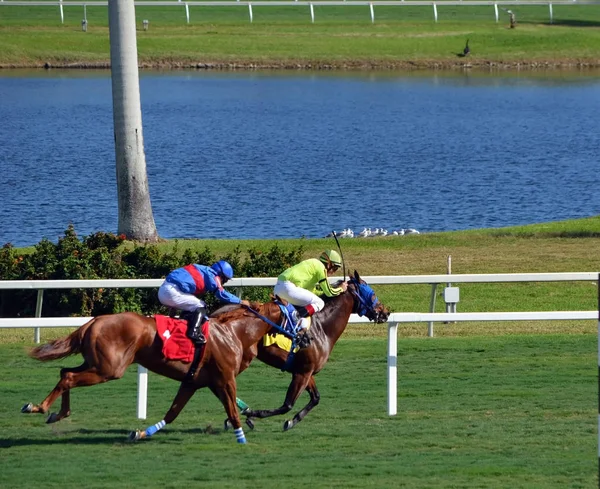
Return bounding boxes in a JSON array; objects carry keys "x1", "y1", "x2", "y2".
[
  {"x1": 272, "y1": 297, "x2": 312, "y2": 349},
  {"x1": 167, "y1": 308, "x2": 209, "y2": 383}
]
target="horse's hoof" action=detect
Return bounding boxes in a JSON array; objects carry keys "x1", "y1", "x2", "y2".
[
  {"x1": 127, "y1": 430, "x2": 145, "y2": 442},
  {"x1": 21, "y1": 403, "x2": 33, "y2": 414},
  {"x1": 283, "y1": 420, "x2": 294, "y2": 431},
  {"x1": 46, "y1": 412, "x2": 59, "y2": 424},
  {"x1": 224, "y1": 419, "x2": 232, "y2": 431},
  {"x1": 245, "y1": 418, "x2": 255, "y2": 430}
]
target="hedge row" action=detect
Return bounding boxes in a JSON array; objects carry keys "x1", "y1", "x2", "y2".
[{"x1": 0, "y1": 225, "x2": 304, "y2": 318}]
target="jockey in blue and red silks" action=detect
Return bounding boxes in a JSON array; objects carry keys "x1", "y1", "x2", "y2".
[{"x1": 158, "y1": 261, "x2": 249, "y2": 344}]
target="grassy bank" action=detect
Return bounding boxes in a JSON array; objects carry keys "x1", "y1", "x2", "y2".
[{"x1": 1, "y1": 3, "x2": 600, "y2": 68}]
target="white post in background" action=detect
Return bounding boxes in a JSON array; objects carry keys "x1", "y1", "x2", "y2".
[
  {"x1": 310, "y1": 3, "x2": 315, "y2": 23},
  {"x1": 494, "y1": 3, "x2": 499, "y2": 23},
  {"x1": 248, "y1": 4, "x2": 253, "y2": 23},
  {"x1": 185, "y1": 3, "x2": 190, "y2": 23},
  {"x1": 548, "y1": 3, "x2": 553, "y2": 24},
  {"x1": 137, "y1": 365, "x2": 148, "y2": 419},
  {"x1": 445, "y1": 255, "x2": 452, "y2": 315},
  {"x1": 428, "y1": 283, "x2": 437, "y2": 337},
  {"x1": 59, "y1": 0, "x2": 64, "y2": 23},
  {"x1": 34, "y1": 290, "x2": 44, "y2": 344},
  {"x1": 387, "y1": 322, "x2": 398, "y2": 416},
  {"x1": 369, "y1": 3, "x2": 375, "y2": 23},
  {"x1": 433, "y1": 3, "x2": 438, "y2": 22}
]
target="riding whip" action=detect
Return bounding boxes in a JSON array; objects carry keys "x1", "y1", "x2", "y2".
[{"x1": 332, "y1": 230, "x2": 346, "y2": 281}]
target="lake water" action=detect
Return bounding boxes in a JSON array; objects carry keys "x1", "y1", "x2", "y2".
[{"x1": 1, "y1": 69, "x2": 599, "y2": 247}]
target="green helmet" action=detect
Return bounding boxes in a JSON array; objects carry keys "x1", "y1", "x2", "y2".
[{"x1": 319, "y1": 250, "x2": 342, "y2": 267}]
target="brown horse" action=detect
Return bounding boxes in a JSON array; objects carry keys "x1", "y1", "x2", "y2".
[
  {"x1": 22, "y1": 302, "x2": 282, "y2": 444},
  {"x1": 241, "y1": 271, "x2": 389, "y2": 431}
]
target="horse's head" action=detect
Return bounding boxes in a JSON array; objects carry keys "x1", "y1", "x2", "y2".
[{"x1": 347, "y1": 271, "x2": 390, "y2": 324}]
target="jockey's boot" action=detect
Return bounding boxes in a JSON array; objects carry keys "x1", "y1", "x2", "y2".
[
  {"x1": 291, "y1": 307, "x2": 311, "y2": 334},
  {"x1": 186, "y1": 308, "x2": 207, "y2": 345}
]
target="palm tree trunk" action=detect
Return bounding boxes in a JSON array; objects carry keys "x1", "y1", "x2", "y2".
[{"x1": 108, "y1": 0, "x2": 159, "y2": 242}]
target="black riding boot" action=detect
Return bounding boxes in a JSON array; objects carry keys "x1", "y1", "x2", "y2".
[{"x1": 186, "y1": 308, "x2": 207, "y2": 345}]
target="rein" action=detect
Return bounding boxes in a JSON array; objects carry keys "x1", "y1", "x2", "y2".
[{"x1": 243, "y1": 305, "x2": 295, "y2": 339}]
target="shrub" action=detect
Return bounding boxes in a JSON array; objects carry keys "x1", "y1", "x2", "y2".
[{"x1": 0, "y1": 225, "x2": 304, "y2": 318}]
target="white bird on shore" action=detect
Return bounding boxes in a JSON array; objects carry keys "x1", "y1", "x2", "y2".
[{"x1": 405, "y1": 228, "x2": 420, "y2": 235}]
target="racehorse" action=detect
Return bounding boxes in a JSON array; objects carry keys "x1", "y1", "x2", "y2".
[
  {"x1": 242, "y1": 271, "x2": 389, "y2": 431},
  {"x1": 22, "y1": 302, "x2": 281, "y2": 444}
]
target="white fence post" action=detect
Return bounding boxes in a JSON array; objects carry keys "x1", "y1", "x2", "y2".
[
  {"x1": 387, "y1": 322, "x2": 398, "y2": 415},
  {"x1": 549, "y1": 3, "x2": 553, "y2": 23},
  {"x1": 369, "y1": 2, "x2": 375, "y2": 23},
  {"x1": 494, "y1": 3, "x2": 499, "y2": 22},
  {"x1": 433, "y1": 3, "x2": 438, "y2": 22},
  {"x1": 185, "y1": 2, "x2": 190, "y2": 23},
  {"x1": 137, "y1": 365, "x2": 148, "y2": 419},
  {"x1": 310, "y1": 3, "x2": 314, "y2": 23},
  {"x1": 248, "y1": 3, "x2": 253, "y2": 23},
  {"x1": 34, "y1": 290, "x2": 44, "y2": 344},
  {"x1": 428, "y1": 283, "x2": 437, "y2": 337}
]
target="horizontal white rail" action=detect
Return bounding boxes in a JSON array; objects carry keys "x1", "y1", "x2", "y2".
[
  {"x1": 0, "y1": 310, "x2": 596, "y2": 328},
  {"x1": 0, "y1": 272, "x2": 596, "y2": 290},
  {"x1": 1, "y1": 0, "x2": 592, "y2": 25},
  {"x1": 0, "y1": 1, "x2": 591, "y2": 6}
]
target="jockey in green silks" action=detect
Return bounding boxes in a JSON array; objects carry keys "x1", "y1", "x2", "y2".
[{"x1": 274, "y1": 250, "x2": 347, "y2": 332}]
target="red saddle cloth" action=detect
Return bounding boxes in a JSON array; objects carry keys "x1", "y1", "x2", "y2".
[{"x1": 154, "y1": 315, "x2": 209, "y2": 363}]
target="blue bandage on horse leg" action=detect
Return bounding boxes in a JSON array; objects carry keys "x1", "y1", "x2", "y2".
[
  {"x1": 145, "y1": 419, "x2": 166, "y2": 437},
  {"x1": 234, "y1": 427, "x2": 247, "y2": 444}
]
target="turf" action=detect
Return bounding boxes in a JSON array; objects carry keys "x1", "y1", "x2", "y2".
[{"x1": 0, "y1": 334, "x2": 596, "y2": 488}]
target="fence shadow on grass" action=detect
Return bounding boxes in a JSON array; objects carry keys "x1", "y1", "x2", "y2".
[
  {"x1": 523, "y1": 19, "x2": 600, "y2": 28},
  {"x1": 0, "y1": 426, "x2": 229, "y2": 448}
]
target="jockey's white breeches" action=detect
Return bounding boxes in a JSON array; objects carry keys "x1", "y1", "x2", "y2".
[
  {"x1": 274, "y1": 280, "x2": 325, "y2": 313},
  {"x1": 158, "y1": 281, "x2": 205, "y2": 312}
]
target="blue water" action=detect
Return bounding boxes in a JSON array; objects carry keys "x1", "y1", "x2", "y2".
[{"x1": 1, "y1": 70, "x2": 599, "y2": 247}]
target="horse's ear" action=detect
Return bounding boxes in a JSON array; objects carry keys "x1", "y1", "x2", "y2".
[{"x1": 354, "y1": 270, "x2": 360, "y2": 281}]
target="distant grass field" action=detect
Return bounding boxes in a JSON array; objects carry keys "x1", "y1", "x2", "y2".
[
  {"x1": 0, "y1": 335, "x2": 596, "y2": 489},
  {"x1": 1, "y1": 2, "x2": 599, "y2": 67}
]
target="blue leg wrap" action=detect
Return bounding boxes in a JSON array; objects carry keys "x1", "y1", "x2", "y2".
[
  {"x1": 145, "y1": 419, "x2": 166, "y2": 437},
  {"x1": 234, "y1": 427, "x2": 247, "y2": 444}
]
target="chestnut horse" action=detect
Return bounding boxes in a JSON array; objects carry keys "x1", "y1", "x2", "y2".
[
  {"x1": 22, "y1": 302, "x2": 282, "y2": 444},
  {"x1": 242, "y1": 271, "x2": 389, "y2": 431}
]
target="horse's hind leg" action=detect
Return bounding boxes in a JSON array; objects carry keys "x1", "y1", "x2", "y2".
[
  {"x1": 22, "y1": 363, "x2": 112, "y2": 423},
  {"x1": 283, "y1": 376, "x2": 320, "y2": 431},
  {"x1": 244, "y1": 372, "x2": 312, "y2": 423}
]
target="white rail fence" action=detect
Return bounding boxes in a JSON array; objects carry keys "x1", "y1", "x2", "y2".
[
  {"x1": 1, "y1": 0, "x2": 595, "y2": 25},
  {"x1": 0, "y1": 272, "x2": 597, "y2": 418}
]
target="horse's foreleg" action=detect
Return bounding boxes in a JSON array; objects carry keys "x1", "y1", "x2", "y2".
[
  {"x1": 283, "y1": 376, "x2": 320, "y2": 431},
  {"x1": 213, "y1": 379, "x2": 247, "y2": 444},
  {"x1": 244, "y1": 372, "x2": 312, "y2": 422},
  {"x1": 129, "y1": 383, "x2": 196, "y2": 442}
]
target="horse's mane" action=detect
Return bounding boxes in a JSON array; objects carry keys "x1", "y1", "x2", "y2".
[{"x1": 210, "y1": 301, "x2": 266, "y2": 322}]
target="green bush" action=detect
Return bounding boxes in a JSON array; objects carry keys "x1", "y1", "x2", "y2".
[{"x1": 0, "y1": 225, "x2": 304, "y2": 318}]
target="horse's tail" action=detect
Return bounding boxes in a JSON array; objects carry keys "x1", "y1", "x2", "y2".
[{"x1": 29, "y1": 318, "x2": 95, "y2": 361}]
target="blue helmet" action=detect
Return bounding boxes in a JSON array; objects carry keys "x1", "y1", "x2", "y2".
[{"x1": 211, "y1": 260, "x2": 234, "y2": 281}]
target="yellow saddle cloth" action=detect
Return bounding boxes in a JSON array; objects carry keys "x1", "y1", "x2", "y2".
[{"x1": 263, "y1": 317, "x2": 312, "y2": 352}]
